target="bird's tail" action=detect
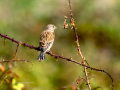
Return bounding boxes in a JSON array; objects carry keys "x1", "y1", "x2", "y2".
[{"x1": 37, "y1": 52, "x2": 45, "y2": 61}]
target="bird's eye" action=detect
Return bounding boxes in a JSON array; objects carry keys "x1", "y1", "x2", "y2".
[{"x1": 53, "y1": 26, "x2": 54, "y2": 28}]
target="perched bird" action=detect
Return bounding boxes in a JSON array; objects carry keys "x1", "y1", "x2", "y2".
[{"x1": 37, "y1": 24, "x2": 57, "y2": 61}]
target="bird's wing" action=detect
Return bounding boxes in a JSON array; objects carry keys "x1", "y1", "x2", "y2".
[{"x1": 39, "y1": 31, "x2": 54, "y2": 52}]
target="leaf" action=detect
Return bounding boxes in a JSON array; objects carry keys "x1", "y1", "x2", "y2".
[
  {"x1": 0, "y1": 63, "x2": 5, "y2": 72},
  {"x1": 12, "y1": 78, "x2": 24, "y2": 90}
]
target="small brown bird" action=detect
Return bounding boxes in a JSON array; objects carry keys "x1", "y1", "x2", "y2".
[{"x1": 37, "y1": 24, "x2": 57, "y2": 61}]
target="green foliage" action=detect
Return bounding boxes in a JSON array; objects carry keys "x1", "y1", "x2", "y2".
[{"x1": 12, "y1": 78, "x2": 24, "y2": 90}]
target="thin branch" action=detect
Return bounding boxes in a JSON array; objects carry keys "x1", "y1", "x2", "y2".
[
  {"x1": 0, "y1": 59, "x2": 31, "y2": 63},
  {"x1": 0, "y1": 34, "x2": 37, "y2": 50},
  {"x1": 4, "y1": 38, "x2": 6, "y2": 46},
  {"x1": 68, "y1": 0, "x2": 91, "y2": 90},
  {"x1": 67, "y1": 0, "x2": 114, "y2": 90},
  {"x1": 0, "y1": 59, "x2": 33, "y2": 71},
  {"x1": 0, "y1": 33, "x2": 114, "y2": 90},
  {"x1": 13, "y1": 44, "x2": 19, "y2": 60}
]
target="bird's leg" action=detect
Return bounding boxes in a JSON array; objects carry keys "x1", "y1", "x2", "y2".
[
  {"x1": 37, "y1": 46, "x2": 41, "y2": 51},
  {"x1": 48, "y1": 51, "x2": 52, "y2": 53},
  {"x1": 39, "y1": 60, "x2": 42, "y2": 62}
]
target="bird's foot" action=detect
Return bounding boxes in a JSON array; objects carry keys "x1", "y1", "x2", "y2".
[
  {"x1": 48, "y1": 51, "x2": 52, "y2": 53},
  {"x1": 38, "y1": 59, "x2": 43, "y2": 62}
]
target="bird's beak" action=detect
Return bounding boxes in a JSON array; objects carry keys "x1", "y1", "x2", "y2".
[{"x1": 55, "y1": 26, "x2": 57, "y2": 29}]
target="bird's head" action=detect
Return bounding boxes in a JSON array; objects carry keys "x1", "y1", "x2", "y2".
[{"x1": 45, "y1": 24, "x2": 57, "y2": 32}]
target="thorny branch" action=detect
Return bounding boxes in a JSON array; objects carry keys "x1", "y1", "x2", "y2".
[
  {"x1": 0, "y1": 33, "x2": 114, "y2": 90},
  {"x1": 0, "y1": 0, "x2": 114, "y2": 90},
  {"x1": 68, "y1": 0, "x2": 91, "y2": 90}
]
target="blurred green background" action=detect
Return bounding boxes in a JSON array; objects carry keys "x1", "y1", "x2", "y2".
[{"x1": 0, "y1": 0, "x2": 120, "y2": 90}]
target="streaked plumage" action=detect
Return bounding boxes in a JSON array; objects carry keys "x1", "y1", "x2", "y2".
[{"x1": 37, "y1": 24, "x2": 56, "y2": 61}]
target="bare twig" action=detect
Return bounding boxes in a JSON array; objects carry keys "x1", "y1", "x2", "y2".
[
  {"x1": 76, "y1": 76, "x2": 86, "y2": 85},
  {"x1": 67, "y1": 0, "x2": 114, "y2": 90},
  {"x1": 68, "y1": 0, "x2": 91, "y2": 90},
  {"x1": 63, "y1": 16, "x2": 68, "y2": 29},
  {"x1": 4, "y1": 38, "x2": 6, "y2": 46},
  {"x1": 13, "y1": 44, "x2": 19, "y2": 60},
  {"x1": 0, "y1": 34, "x2": 36, "y2": 50},
  {"x1": 0, "y1": 33, "x2": 114, "y2": 90},
  {"x1": 0, "y1": 59, "x2": 31, "y2": 63},
  {"x1": 0, "y1": 59, "x2": 33, "y2": 71}
]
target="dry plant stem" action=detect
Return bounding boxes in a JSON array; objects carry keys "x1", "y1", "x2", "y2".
[
  {"x1": 73, "y1": 27, "x2": 91, "y2": 90},
  {"x1": 0, "y1": 68, "x2": 9, "y2": 79},
  {"x1": 68, "y1": 0, "x2": 91, "y2": 90},
  {"x1": 0, "y1": 34, "x2": 35, "y2": 49},
  {"x1": 0, "y1": 59, "x2": 31, "y2": 63},
  {"x1": 4, "y1": 38, "x2": 6, "y2": 46},
  {"x1": 0, "y1": 33, "x2": 114, "y2": 90},
  {"x1": 0, "y1": 59, "x2": 33, "y2": 71},
  {"x1": 13, "y1": 44, "x2": 19, "y2": 59}
]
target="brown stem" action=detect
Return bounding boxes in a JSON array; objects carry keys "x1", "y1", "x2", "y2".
[
  {"x1": 0, "y1": 33, "x2": 114, "y2": 90},
  {"x1": 13, "y1": 44, "x2": 19, "y2": 59},
  {"x1": 68, "y1": 0, "x2": 91, "y2": 89}
]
